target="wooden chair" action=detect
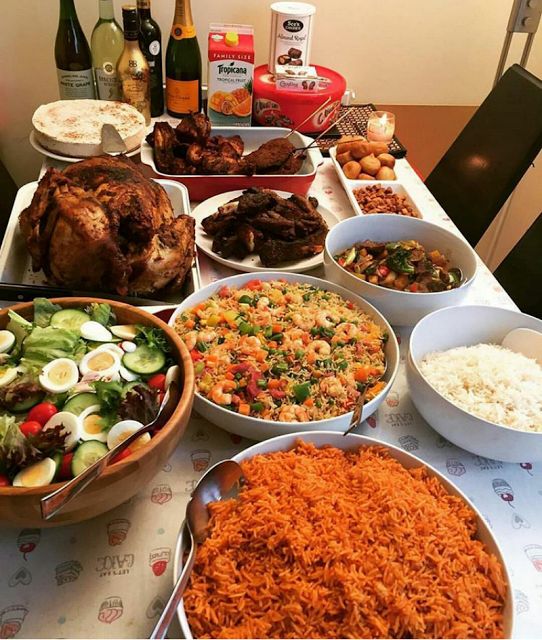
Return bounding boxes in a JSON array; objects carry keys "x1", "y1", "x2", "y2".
[
  {"x1": 493, "y1": 212, "x2": 542, "y2": 318},
  {"x1": 425, "y1": 64, "x2": 542, "y2": 247}
]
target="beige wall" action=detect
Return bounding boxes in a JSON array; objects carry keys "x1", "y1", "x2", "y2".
[{"x1": 0, "y1": 1, "x2": 540, "y2": 267}]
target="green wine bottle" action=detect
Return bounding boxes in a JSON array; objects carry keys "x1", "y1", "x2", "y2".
[
  {"x1": 91, "y1": 0, "x2": 124, "y2": 100},
  {"x1": 165, "y1": 0, "x2": 202, "y2": 117},
  {"x1": 55, "y1": 0, "x2": 96, "y2": 99},
  {"x1": 137, "y1": 0, "x2": 164, "y2": 117}
]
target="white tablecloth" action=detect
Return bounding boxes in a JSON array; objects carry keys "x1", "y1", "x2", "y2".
[{"x1": 1, "y1": 160, "x2": 541, "y2": 640}]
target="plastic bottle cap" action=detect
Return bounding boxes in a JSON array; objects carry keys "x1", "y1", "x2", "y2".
[{"x1": 225, "y1": 32, "x2": 239, "y2": 47}]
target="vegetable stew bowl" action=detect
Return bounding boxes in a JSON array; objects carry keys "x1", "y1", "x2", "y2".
[
  {"x1": 0, "y1": 298, "x2": 195, "y2": 527},
  {"x1": 407, "y1": 305, "x2": 542, "y2": 462},
  {"x1": 324, "y1": 215, "x2": 479, "y2": 326},
  {"x1": 168, "y1": 272, "x2": 399, "y2": 441},
  {"x1": 174, "y1": 431, "x2": 514, "y2": 639}
]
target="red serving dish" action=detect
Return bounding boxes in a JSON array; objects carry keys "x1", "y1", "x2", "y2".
[{"x1": 139, "y1": 125, "x2": 323, "y2": 202}]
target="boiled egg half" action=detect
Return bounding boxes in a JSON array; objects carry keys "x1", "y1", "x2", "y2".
[
  {"x1": 107, "y1": 419, "x2": 150, "y2": 451},
  {"x1": 111, "y1": 325, "x2": 138, "y2": 340},
  {"x1": 80, "y1": 348, "x2": 121, "y2": 379},
  {"x1": 79, "y1": 404, "x2": 107, "y2": 443},
  {"x1": 39, "y1": 358, "x2": 79, "y2": 393},
  {"x1": 0, "y1": 367, "x2": 19, "y2": 388},
  {"x1": 0, "y1": 330, "x2": 15, "y2": 353},
  {"x1": 80, "y1": 321, "x2": 112, "y2": 342},
  {"x1": 12, "y1": 457, "x2": 56, "y2": 487},
  {"x1": 42, "y1": 411, "x2": 82, "y2": 451}
]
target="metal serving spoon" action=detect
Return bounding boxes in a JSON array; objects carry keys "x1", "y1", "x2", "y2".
[
  {"x1": 150, "y1": 459, "x2": 245, "y2": 640},
  {"x1": 344, "y1": 360, "x2": 388, "y2": 437},
  {"x1": 40, "y1": 381, "x2": 181, "y2": 520}
]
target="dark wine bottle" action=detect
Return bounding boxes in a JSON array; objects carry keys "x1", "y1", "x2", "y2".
[
  {"x1": 137, "y1": 0, "x2": 164, "y2": 117},
  {"x1": 165, "y1": 0, "x2": 202, "y2": 117},
  {"x1": 55, "y1": 0, "x2": 96, "y2": 99}
]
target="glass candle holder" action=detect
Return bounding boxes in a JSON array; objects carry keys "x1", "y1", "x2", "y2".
[{"x1": 366, "y1": 111, "x2": 395, "y2": 143}]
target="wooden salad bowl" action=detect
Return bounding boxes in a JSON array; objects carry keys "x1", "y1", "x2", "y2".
[{"x1": 0, "y1": 297, "x2": 194, "y2": 527}]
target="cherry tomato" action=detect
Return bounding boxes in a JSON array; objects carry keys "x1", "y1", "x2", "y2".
[
  {"x1": 27, "y1": 402, "x2": 58, "y2": 426},
  {"x1": 58, "y1": 452, "x2": 74, "y2": 480},
  {"x1": 112, "y1": 448, "x2": 132, "y2": 464},
  {"x1": 0, "y1": 474, "x2": 10, "y2": 487},
  {"x1": 19, "y1": 421, "x2": 43, "y2": 438},
  {"x1": 148, "y1": 373, "x2": 166, "y2": 392}
]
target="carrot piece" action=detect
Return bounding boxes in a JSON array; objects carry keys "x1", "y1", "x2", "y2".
[
  {"x1": 218, "y1": 286, "x2": 230, "y2": 298},
  {"x1": 238, "y1": 403, "x2": 250, "y2": 415},
  {"x1": 268, "y1": 379, "x2": 281, "y2": 389},
  {"x1": 272, "y1": 323, "x2": 282, "y2": 335},
  {"x1": 185, "y1": 319, "x2": 195, "y2": 329},
  {"x1": 354, "y1": 365, "x2": 371, "y2": 382},
  {"x1": 246, "y1": 279, "x2": 262, "y2": 291},
  {"x1": 304, "y1": 397, "x2": 314, "y2": 408},
  {"x1": 225, "y1": 371, "x2": 235, "y2": 381}
]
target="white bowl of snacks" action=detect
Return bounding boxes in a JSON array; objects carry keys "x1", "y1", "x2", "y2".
[
  {"x1": 175, "y1": 431, "x2": 513, "y2": 639},
  {"x1": 324, "y1": 215, "x2": 479, "y2": 326},
  {"x1": 169, "y1": 272, "x2": 399, "y2": 441},
  {"x1": 407, "y1": 305, "x2": 542, "y2": 462}
]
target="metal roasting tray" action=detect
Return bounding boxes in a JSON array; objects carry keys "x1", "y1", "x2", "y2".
[{"x1": 0, "y1": 179, "x2": 200, "y2": 306}]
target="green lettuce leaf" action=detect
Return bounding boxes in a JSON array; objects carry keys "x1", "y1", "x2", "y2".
[
  {"x1": 92, "y1": 380, "x2": 124, "y2": 430},
  {"x1": 21, "y1": 326, "x2": 81, "y2": 368},
  {"x1": 87, "y1": 303, "x2": 115, "y2": 327},
  {"x1": 33, "y1": 298, "x2": 62, "y2": 328}
]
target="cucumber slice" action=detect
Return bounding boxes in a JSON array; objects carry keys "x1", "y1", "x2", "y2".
[
  {"x1": 63, "y1": 392, "x2": 100, "y2": 416},
  {"x1": 122, "y1": 345, "x2": 165, "y2": 375},
  {"x1": 50, "y1": 309, "x2": 91, "y2": 333},
  {"x1": 12, "y1": 391, "x2": 44, "y2": 413},
  {"x1": 72, "y1": 441, "x2": 108, "y2": 477}
]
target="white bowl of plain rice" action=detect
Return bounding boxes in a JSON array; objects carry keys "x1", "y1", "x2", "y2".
[{"x1": 407, "y1": 305, "x2": 542, "y2": 462}]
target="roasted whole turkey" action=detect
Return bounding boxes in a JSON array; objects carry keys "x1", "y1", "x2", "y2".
[{"x1": 19, "y1": 155, "x2": 195, "y2": 295}]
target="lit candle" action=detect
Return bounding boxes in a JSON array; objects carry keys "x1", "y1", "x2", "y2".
[{"x1": 367, "y1": 111, "x2": 395, "y2": 143}]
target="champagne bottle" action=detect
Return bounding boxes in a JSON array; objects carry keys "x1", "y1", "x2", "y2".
[
  {"x1": 137, "y1": 0, "x2": 164, "y2": 117},
  {"x1": 117, "y1": 5, "x2": 151, "y2": 125},
  {"x1": 55, "y1": 0, "x2": 96, "y2": 99},
  {"x1": 91, "y1": 0, "x2": 124, "y2": 100},
  {"x1": 165, "y1": 0, "x2": 202, "y2": 117}
]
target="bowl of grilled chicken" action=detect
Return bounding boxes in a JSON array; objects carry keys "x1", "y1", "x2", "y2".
[{"x1": 141, "y1": 113, "x2": 323, "y2": 200}]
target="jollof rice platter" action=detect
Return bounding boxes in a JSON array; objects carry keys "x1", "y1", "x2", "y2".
[
  {"x1": 174, "y1": 280, "x2": 387, "y2": 422},
  {"x1": 184, "y1": 441, "x2": 506, "y2": 639}
]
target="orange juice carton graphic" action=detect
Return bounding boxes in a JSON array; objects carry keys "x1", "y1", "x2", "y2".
[{"x1": 207, "y1": 23, "x2": 254, "y2": 126}]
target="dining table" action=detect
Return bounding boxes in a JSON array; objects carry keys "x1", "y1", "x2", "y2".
[{"x1": 0, "y1": 149, "x2": 541, "y2": 640}]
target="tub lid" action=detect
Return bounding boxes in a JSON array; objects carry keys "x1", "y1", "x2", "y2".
[
  {"x1": 270, "y1": 2, "x2": 316, "y2": 16},
  {"x1": 254, "y1": 64, "x2": 346, "y2": 99}
]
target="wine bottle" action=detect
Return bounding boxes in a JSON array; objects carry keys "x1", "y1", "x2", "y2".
[
  {"x1": 165, "y1": 0, "x2": 202, "y2": 117},
  {"x1": 137, "y1": 0, "x2": 164, "y2": 117},
  {"x1": 91, "y1": 0, "x2": 124, "y2": 100},
  {"x1": 117, "y1": 5, "x2": 151, "y2": 125},
  {"x1": 55, "y1": 0, "x2": 96, "y2": 99}
]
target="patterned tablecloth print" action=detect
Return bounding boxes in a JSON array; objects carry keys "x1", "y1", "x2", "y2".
[{"x1": 1, "y1": 160, "x2": 541, "y2": 640}]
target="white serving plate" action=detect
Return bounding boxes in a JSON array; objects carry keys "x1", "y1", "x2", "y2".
[
  {"x1": 140, "y1": 125, "x2": 323, "y2": 201},
  {"x1": 329, "y1": 146, "x2": 422, "y2": 218},
  {"x1": 173, "y1": 431, "x2": 514, "y2": 639},
  {"x1": 169, "y1": 271, "x2": 399, "y2": 441},
  {"x1": 0, "y1": 179, "x2": 197, "y2": 304},
  {"x1": 29, "y1": 131, "x2": 140, "y2": 163},
  {"x1": 192, "y1": 189, "x2": 340, "y2": 273}
]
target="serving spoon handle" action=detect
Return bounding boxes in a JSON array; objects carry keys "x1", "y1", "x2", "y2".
[
  {"x1": 40, "y1": 382, "x2": 179, "y2": 521},
  {"x1": 150, "y1": 522, "x2": 196, "y2": 640}
]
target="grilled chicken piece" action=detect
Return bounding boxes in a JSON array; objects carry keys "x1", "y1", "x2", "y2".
[
  {"x1": 240, "y1": 138, "x2": 296, "y2": 174},
  {"x1": 176, "y1": 113, "x2": 211, "y2": 143},
  {"x1": 19, "y1": 156, "x2": 194, "y2": 295},
  {"x1": 258, "y1": 229, "x2": 328, "y2": 267}
]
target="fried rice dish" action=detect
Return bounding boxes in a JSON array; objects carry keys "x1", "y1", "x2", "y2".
[
  {"x1": 174, "y1": 280, "x2": 387, "y2": 422},
  {"x1": 184, "y1": 441, "x2": 507, "y2": 639}
]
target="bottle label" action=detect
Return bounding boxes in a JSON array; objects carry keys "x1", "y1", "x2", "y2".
[
  {"x1": 57, "y1": 69, "x2": 95, "y2": 99},
  {"x1": 121, "y1": 78, "x2": 151, "y2": 122},
  {"x1": 95, "y1": 62, "x2": 122, "y2": 100},
  {"x1": 149, "y1": 40, "x2": 160, "y2": 56},
  {"x1": 170, "y1": 23, "x2": 196, "y2": 40},
  {"x1": 166, "y1": 78, "x2": 199, "y2": 114}
]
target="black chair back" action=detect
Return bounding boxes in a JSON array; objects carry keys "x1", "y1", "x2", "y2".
[
  {"x1": 425, "y1": 64, "x2": 542, "y2": 247},
  {"x1": 493, "y1": 212, "x2": 542, "y2": 319}
]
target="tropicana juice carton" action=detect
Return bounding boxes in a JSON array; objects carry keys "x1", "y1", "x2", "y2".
[{"x1": 207, "y1": 24, "x2": 254, "y2": 126}]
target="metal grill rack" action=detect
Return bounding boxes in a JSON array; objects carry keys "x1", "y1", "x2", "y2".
[{"x1": 312, "y1": 104, "x2": 407, "y2": 158}]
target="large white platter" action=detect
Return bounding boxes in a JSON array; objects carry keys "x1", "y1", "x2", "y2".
[
  {"x1": 0, "y1": 178, "x2": 197, "y2": 304},
  {"x1": 192, "y1": 189, "x2": 340, "y2": 273},
  {"x1": 29, "y1": 130, "x2": 140, "y2": 163}
]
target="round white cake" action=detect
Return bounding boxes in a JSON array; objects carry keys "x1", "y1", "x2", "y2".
[{"x1": 32, "y1": 100, "x2": 146, "y2": 158}]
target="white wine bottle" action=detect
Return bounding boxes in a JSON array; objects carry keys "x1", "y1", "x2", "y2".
[
  {"x1": 55, "y1": 0, "x2": 96, "y2": 99},
  {"x1": 117, "y1": 5, "x2": 151, "y2": 125},
  {"x1": 91, "y1": 0, "x2": 124, "y2": 100}
]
